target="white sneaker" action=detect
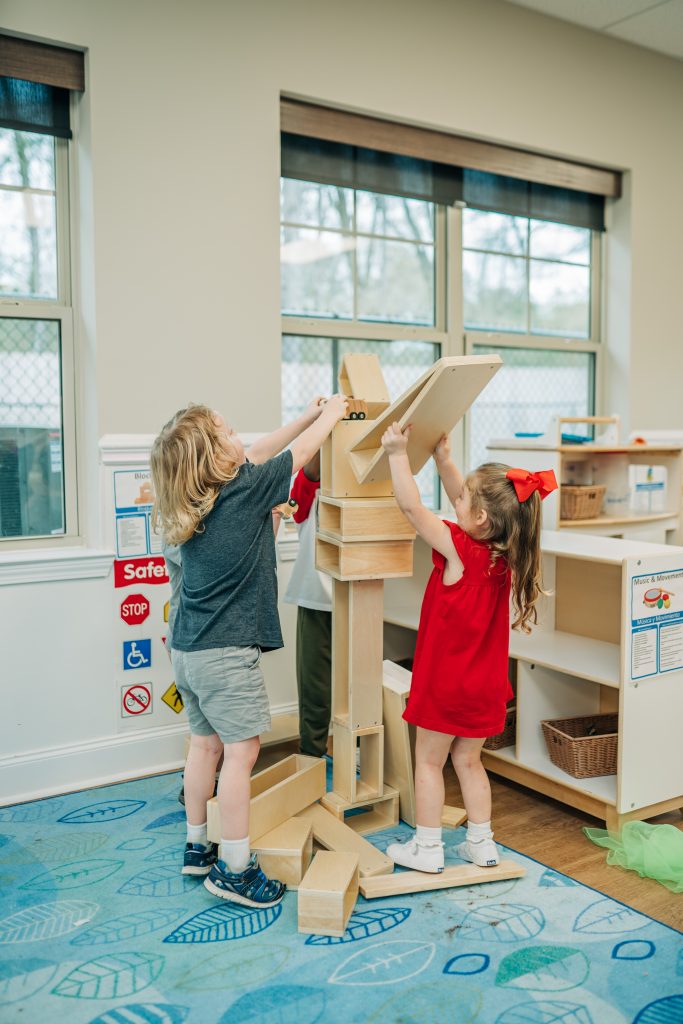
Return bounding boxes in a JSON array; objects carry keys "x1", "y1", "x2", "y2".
[
  {"x1": 386, "y1": 837, "x2": 444, "y2": 873},
  {"x1": 457, "y1": 838, "x2": 500, "y2": 867}
]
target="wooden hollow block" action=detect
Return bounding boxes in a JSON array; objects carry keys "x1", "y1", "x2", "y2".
[
  {"x1": 332, "y1": 580, "x2": 383, "y2": 729},
  {"x1": 207, "y1": 754, "x2": 326, "y2": 844},
  {"x1": 347, "y1": 355, "x2": 502, "y2": 485},
  {"x1": 359, "y1": 859, "x2": 525, "y2": 899},
  {"x1": 252, "y1": 818, "x2": 313, "y2": 889},
  {"x1": 442, "y1": 806, "x2": 468, "y2": 828},
  {"x1": 318, "y1": 496, "x2": 415, "y2": 543},
  {"x1": 332, "y1": 721, "x2": 384, "y2": 804},
  {"x1": 321, "y1": 421, "x2": 393, "y2": 499},
  {"x1": 321, "y1": 785, "x2": 399, "y2": 836},
  {"x1": 338, "y1": 353, "x2": 391, "y2": 421},
  {"x1": 295, "y1": 802, "x2": 393, "y2": 878},
  {"x1": 317, "y1": 535, "x2": 414, "y2": 581},
  {"x1": 298, "y1": 850, "x2": 360, "y2": 938},
  {"x1": 382, "y1": 661, "x2": 416, "y2": 826}
]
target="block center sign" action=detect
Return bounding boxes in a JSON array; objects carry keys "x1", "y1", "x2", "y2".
[{"x1": 120, "y1": 593, "x2": 150, "y2": 626}]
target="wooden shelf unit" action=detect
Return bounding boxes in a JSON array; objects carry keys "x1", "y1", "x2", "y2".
[
  {"x1": 384, "y1": 529, "x2": 683, "y2": 830},
  {"x1": 487, "y1": 421, "x2": 683, "y2": 544}
]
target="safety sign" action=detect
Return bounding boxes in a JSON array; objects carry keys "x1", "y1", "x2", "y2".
[
  {"x1": 114, "y1": 556, "x2": 169, "y2": 588},
  {"x1": 123, "y1": 639, "x2": 152, "y2": 671},
  {"x1": 120, "y1": 593, "x2": 150, "y2": 626},
  {"x1": 161, "y1": 682, "x2": 184, "y2": 714},
  {"x1": 121, "y1": 683, "x2": 152, "y2": 717}
]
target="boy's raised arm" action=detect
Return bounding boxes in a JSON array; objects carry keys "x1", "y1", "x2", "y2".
[{"x1": 248, "y1": 397, "x2": 326, "y2": 465}]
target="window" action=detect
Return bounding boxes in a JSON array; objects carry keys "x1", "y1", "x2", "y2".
[
  {"x1": 0, "y1": 125, "x2": 75, "y2": 540},
  {"x1": 281, "y1": 178, "x2": 444, "y2": 507},
  {"x1": 280, "y1": 110, "x2": 609, "y2": 496},
  {"x1": 463, "y1": 208, "x2": 599, "y2": 470}
]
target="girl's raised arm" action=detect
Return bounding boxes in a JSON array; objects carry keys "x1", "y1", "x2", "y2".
[
  {"x1": 433, "y1": 433, "x2": 465, "y2": 507},
  {"x1": 248, "y1": 397, "x2": 326, "y2": 465},
  {"x1": 382, "y1": 423, "x2": 462, "y2": 571}
]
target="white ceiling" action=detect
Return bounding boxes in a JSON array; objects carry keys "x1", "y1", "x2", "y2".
[{"x1": 501, "y1": 0, "x2": 683, "y2": 60}]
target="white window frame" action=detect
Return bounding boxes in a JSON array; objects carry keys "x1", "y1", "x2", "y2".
[
  {"x1": 455, "y1": 209, "x2": 603, "y2": 467},
  {"x1": 0, "y1": 131, "x2": 79, "y2": 550}
]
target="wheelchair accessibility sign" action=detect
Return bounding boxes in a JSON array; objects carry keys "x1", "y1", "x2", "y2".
[{"x1": 123, "y1": 638, "x2": 152, "y2": 670}]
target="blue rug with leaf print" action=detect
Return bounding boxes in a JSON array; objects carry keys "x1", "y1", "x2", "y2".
[{"x1": 0, "y1": 769, "x2": 681, "y2": 1024}]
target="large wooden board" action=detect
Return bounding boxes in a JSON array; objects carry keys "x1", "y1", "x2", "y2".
[
  {"x1": 347, "y1": 355, "x2": 502, "y2": 484},
  {"x1": 359, "y1": 859, "x2": 525, "y2": 898}
]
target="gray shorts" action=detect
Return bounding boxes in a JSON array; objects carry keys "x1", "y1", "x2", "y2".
[{"x1": 171, "y1": 645, "x2": 271, "y2": 744}]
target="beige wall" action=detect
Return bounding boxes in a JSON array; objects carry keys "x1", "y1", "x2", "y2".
[{"x1": 2, "y1": 0, "x2": 682, "y2": 446}]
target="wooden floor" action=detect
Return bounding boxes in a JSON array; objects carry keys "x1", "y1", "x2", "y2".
[{"x1": 258, "y1": 740, "x2": 682, "y2": 932}]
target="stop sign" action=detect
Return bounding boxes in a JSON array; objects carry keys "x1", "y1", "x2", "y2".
[{"x1": 120, "y1": 593, "x2": 150, "y2": 625}]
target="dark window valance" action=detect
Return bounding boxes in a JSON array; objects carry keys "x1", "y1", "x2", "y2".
[
  {"x1": 281, "y1": 99, "x2": 617, "y2": 232},
  {"x1": 0, "y1": 76, "x2": 71, "y2": 138}
]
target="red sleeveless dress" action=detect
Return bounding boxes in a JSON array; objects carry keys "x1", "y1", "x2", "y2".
[{"x1": 403, "y1": 520, "x2": 513, "y2": 737}]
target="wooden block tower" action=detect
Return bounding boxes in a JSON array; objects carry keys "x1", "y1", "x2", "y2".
[{"x1": 318, "y1": 353, "x2": 504, "y2": 833}]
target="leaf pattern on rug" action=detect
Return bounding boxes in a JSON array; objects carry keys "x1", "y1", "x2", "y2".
[
  {"x1": 72, "y1": 908, "x2": 186, "y2": 945},
  {"x1": 59, "y1": 800, "x2": 146, "y2": 825},
  {"x1": 143, "y1": 812, "x2": 186, "y2": 834},
  {"x1": 84, "y1": 1002, "x2": 189, "y2": 1023},
  {"x1": 4, "y1": 832, "x2": 109, "y2": 865},
  {"x1": 218, "y1": 984, "x2": 326, "y2": 1024},
  {"x1": 305, "y1": 907, "x2": 411, "y2": 945},
  {"x1": 118, "y1": 866, "x2": 196, "y2": 898},
  {"x1": 573, "y1": 898, "x2": 650, "y2": 935},
  {"x1": 633, "y1": 995, "x2": 683, "y2": 1024},
  {"x1": 164, "y1": 902, "x2": 282, "y2": 943},
  {"x1": 460, "y1": 904, "x2": 545, "y2": 942},
  {"x1": 538, "y1": 870, "x2": 580, "y2": 888},
  {"x1": 328, "y1": 941, "x2": 436, "y2": 986},
  {"x1": 0, "y1": 958, "x2": 59, "y2": 1004},
  {"x1": 174, "y1": 944, "x2": 291, "y2": 992},
  {"x1": 52, "y1": 952, "x2": 165, "y2": 999},
  {"x1": 443, "y1": 953, "x2": 490, "y2": 975},
  {"x1": 0, "y1": 900, "x2": 99, "y2": 943},
  {"x1": 495, "y1": 1001, "x2": 593, "y2": 1024},
  {"x1": 496, "y1": 947, "x2": 590, "y2": 991},
  {"x1": 21, "y1": 859, "x2": 124, "y2": 891}
]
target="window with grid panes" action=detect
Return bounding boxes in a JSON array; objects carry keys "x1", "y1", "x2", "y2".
[
  {"x1": 0, "y1": 126, "x2": 75, "y2": 541},
  {"x1": 281, "y1": 178, "x2": 442, "y2": 507},
  {"x1": 462, "y1": 209, "x2": 598, "y2": 470}
]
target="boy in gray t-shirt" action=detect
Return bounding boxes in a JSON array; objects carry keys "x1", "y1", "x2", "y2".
[{"x1": 151, "y1": 397, "x2": 347, "y2": 910}]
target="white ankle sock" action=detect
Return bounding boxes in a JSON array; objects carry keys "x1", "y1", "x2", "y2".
[
  {"x1": 221, "y1": 836, "x2": 250, "y2": 873},
  {"x1": 466, "y1": 819, "x2": 493, "y2": 843},
  {"x1": 186, "y1": 821, "x2": 208, "y2": 846},
  {"x1": 416, "y1": 824, "x2": 443, "y2": 846}
]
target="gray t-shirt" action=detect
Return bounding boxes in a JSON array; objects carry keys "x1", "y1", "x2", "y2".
[
  {"x1": 162, "y1": 542, "x2": 182, "y2": 649},
  {"x1": 171, "y1": 450, "x2": 293, "y2": 653}
]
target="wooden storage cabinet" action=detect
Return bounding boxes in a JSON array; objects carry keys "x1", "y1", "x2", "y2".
[
  {"x1": 384, "y1": 530, "x2": 683, "y2": 830},
  {"x1": 487, "y1": 418, "x2": 683, "y2": 544}
]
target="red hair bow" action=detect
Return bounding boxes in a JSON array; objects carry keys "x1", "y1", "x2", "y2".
[{"x1": 506, "y1": 468, "x2": 558, "y2": 503}]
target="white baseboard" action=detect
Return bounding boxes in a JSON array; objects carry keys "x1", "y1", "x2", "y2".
[{"x1": 0, "y1": 702, "x2": 299, "y2": 806}]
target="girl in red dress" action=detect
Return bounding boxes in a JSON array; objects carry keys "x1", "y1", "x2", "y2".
[{"x1": 381, "y1": 422, "x2": 556, "y2": 873}]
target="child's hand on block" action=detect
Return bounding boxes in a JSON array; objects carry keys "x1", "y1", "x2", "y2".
[
  {"x1": 434, "y1": 433, "x2": 451, "y2": 466},
  {"x1": 381, "y1": 422, "x2": 411, "y2": 455}
]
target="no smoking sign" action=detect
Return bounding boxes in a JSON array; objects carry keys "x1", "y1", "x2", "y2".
[{"x1": 121, "y1": 683, "x2": 153, "y2": 717}]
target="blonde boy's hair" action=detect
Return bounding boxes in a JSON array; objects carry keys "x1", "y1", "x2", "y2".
[
  {"x1": 467, "y1": 462, "x2": 545, "y2": 633},
  {"x1": 150, "y1": 404, "x2": 241, "y2": 545}
]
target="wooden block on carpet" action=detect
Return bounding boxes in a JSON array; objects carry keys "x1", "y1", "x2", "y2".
[
  {"x1": 298, "y1": 851, "x2": 360, "y2": 937},
  {"x1": 359, "y1": 859, "x2": 525, "y2": 899},
  {"x1": 295, "y1": 802, "x2": 393, "y2": 878}
]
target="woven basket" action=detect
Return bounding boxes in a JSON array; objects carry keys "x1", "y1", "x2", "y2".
[
  {"x1": 560, "y1": 484, "x2": 606, "y2": 520},
  {"x1": 484, "y1": 704, "x2": 516, "y2": 751},
  {"x1": 541, "y1": 713, "x2": 618, "y2": 778}
]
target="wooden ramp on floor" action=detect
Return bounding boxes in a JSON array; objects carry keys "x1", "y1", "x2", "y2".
[{"x1": 359, "y1": 859, "x2": 525, "y2": 898}]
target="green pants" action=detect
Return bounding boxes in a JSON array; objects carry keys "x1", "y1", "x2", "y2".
[{"x1": 296, "y1": 606, "x2": 332, "y2": 758}]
